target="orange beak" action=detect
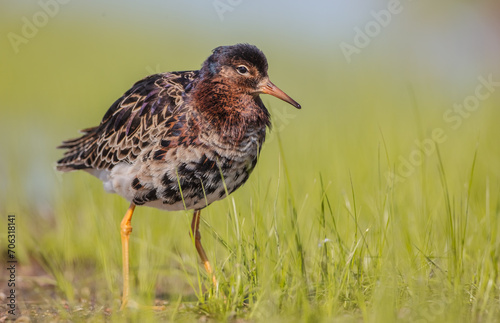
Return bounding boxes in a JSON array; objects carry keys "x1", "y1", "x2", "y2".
[{"x1": 258, "y1": 79, "x2": 301, "y2": 109}]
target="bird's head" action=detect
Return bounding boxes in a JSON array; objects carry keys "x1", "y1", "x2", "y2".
[{"x1": 200, "y1": 43, "x2": 301, "y2": 109}]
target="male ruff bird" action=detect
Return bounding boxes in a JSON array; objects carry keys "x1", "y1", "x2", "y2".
[{"x1": 57, "y1": 43, "x2": 300, "y2": 309}]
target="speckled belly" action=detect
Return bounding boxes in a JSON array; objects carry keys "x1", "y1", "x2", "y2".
[{"x1": 103, "y1": 136, "x2": 261, "y2": 211}]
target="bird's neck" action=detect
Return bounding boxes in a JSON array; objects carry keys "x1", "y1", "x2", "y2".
[{"x1": 191, "y1": 78, "x2": 271, "y2": 145}]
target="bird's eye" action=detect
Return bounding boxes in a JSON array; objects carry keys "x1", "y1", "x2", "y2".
[{"x1": 236, "y1": 65, "x2": 249, "y2": 75}]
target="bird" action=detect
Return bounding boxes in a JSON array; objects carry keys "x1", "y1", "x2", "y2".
[{"x1": 56, "y1": 43, "x2": 300, "y2": 309}]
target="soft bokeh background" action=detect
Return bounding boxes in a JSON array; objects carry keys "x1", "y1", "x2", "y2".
[
  {"x1": 2, "y1": 0, "x2": 500, "y2": 321},
  {"x1": 2, "y1": 0, "x2": 500, "y2": 213}
]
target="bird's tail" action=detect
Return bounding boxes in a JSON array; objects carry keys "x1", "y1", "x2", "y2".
[{"x1": 56, "y1": 127, "x2": 99, "y2": 172}]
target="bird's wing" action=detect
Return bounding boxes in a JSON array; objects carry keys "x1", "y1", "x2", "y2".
[{"x1": 56, "y1": 71, "x2": 199, "y2": 171}]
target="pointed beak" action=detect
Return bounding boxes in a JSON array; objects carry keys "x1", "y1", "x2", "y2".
[{"x1": 258, "y1": 79, "x2": 301, "y2": 109}]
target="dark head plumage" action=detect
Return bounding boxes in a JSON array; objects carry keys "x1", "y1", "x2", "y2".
[
  {"x1": 198, "y1": 43, "x2": 301, "y2": 109},
  {"x1": 201, "y1": 43, "x2": 268, "y2": 78}
]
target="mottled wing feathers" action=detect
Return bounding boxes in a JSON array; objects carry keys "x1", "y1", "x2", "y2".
[{"x1": 57, "y1": 71, "x2": 199, "y2": 171}]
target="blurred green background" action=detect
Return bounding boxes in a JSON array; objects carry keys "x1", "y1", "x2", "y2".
[
  {"x1": 2, "y1": 0, "x2": 500, "y2": 321},
  {"x1": 2, "y1": 0, "x2": 499, "y2": 213}
]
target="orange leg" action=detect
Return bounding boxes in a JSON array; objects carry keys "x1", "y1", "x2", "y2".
[
  {"x1": 119, "y1": 203, "x2": 165, "y2": 311},
  {"x1": 191, "y1": 210, "x2": 218, "y2": 286},
  {"x1": 120, "y1": 203, "x2": 135, "y2": 310}
]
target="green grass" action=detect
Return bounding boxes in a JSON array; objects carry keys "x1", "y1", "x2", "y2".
[
  {"x1": 2, "y1": 20, "x2": 500, "y2": 323},
  {"x1": 3, "y1": 96, "x2": 500, "y2": 321}
]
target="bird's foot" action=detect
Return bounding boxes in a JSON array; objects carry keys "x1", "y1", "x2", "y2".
[{"x1": 120, "y1": 299, "x2": 166, "y2": 311}]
